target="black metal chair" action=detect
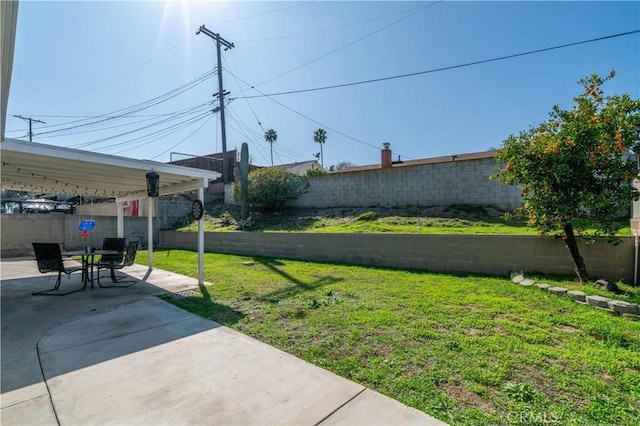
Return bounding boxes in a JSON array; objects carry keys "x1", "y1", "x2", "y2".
[
  {"x1": 32, "y1": 243, "x2": 85, "y2": 296},
  {"x1": 96, "y1": 241, "x2": 139, "y2": 287},
  {"x1": 100, "y1": 238, "x2": 127, "y2": 265}
]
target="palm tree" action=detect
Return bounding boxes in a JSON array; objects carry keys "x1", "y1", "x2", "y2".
[
  {"x1": 313, "y1": 128, "x2": 327, "y2": 167},
  {"x1": 264, "y1": 129, "x2": 277, "y2": 166}
]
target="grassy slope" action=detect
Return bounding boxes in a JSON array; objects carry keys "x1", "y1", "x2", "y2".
[
  {"x1": 141, "y1": 249, "x2": 640, "y2": 426},
  {"x1": 172, "y1": 204, "x2": 632, "y2": 236}
]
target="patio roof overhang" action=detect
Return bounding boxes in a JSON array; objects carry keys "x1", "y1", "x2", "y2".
[
  {"x1": 1, "y1": 138, "x2": 218, "y2": 285},
  {"x1": 0, "y1": 138, "x2": 220, "y2": 200}
]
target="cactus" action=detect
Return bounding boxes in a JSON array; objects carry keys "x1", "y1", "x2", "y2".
[{"x1": 233, "y1": 142, "x2": 250, "y2": 220}]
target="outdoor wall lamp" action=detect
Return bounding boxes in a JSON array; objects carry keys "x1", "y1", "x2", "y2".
[{"x1": 146, "y1": 170, "x2": 159, "y2": 197}]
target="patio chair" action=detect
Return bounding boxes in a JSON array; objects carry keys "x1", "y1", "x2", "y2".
[
  {"x1": 32, "y1": 242, "x2": 85, "y2": 296},
  {"x1": 101, "y1": 238, "x2": 127, "y2": 263},
  {"x1": 96, "y1": 241, "x2": 139, "y2": 287},
  {"x1": 88, "y1": 237, "x2": 125, "y2": 285}
]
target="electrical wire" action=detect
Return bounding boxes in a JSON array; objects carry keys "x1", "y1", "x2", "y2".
[
  {"x1": 209, "y1": 1, "x2": 314, "y2": 24},
  {"x1": 222, "y1": 54, "x2": 265, "y2": 133},
  {"x1": 65, "y1": 54, "x2": 215, "y2": 119},
  {"x1": 225, "y1": 70, "x2": 388, "y2": 155},
  {"x1": 224, "y1": 106, "x2": 302, "y2": 165},
  {"x1": 235, "y1": 29, "x2": 640, "y2": 100},
  {"x1": 36, "y1": 101, "x2": 215, "y2": 140},
  {"x1": 253, "y1": 1, "x2": 440, "y2": 89},
  {"x1": 37, "y1": 35, "x2": 196, "y2": 113},
  {"x1": 149, "y1": 114, "x2": 215, "y2": 160},
  {"x1": 31, "y1": 71, "x2": 214, "y2": 137},
  {"x1": 238, "y1": 3, "x2": 428, "y2": 43},
  {"x1": 70, "y1": 102, "x2": 215, "y2": 149},
  {"x1": 224, "y1": 109, "x2": 271, "y2": 164},
  {"x1": 95, "y1": 110, "x2": 214, "y2": 154},
  {"x1": 226, "y1": 104, "x2": 326, "y2": 165}
]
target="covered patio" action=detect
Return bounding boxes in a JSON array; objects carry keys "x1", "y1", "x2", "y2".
[{"x1": 1, "y1": 137, "x2": 219, "y2": 285}]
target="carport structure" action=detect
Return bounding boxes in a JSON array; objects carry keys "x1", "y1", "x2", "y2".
[{"x1": 0, "y1": 137, "x2": 220, "y2": 284}]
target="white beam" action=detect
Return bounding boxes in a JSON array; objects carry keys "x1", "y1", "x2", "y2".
[
  {"x1": 147, "y1": 197, "x2": 154, "y2": 269},
  {"x1": 1, "y1": 139, "x2": 219, "y2": 180},
  {"x1": 117, "y1": 201, "x2": 124, "y2": 238},
  {"x1": 116, "y1": 178, "x2": 209, "y2": 203},
  {"x1": 198, "y1": 187, "x2": 205, "y2": 285}
]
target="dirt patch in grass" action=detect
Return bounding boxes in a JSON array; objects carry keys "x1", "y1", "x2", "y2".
[
  {"x1": 441, "y1": 382, "x2": 498, "y2": 414},
  {"x1": 491, "y1": 326, "x2": 511, "y2": 336},
  {"x1": 508, "y1": 363, "x2": 579, "y2": 406}
]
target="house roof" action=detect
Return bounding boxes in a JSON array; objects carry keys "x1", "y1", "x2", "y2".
[
  {"x1": 273, "y1": 160, "x2": 323, "y2": 174},
  {"x1": 1, "y1": 138, "x2": 220, "y2": 201},
  {"x1": 274, "y1": 160, "x2": 322, "y2": 169},
  {"x1": 337, "y1": 150, "x2": 498, "y2": 173}
]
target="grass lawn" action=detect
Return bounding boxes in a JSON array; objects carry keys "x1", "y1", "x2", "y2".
[{"x1": 141, "y1": 249, "x2": 640, "y2": 426}]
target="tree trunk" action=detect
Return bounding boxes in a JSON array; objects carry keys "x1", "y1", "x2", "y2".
[{"x1": 563, "y1": 222, "x2": 589, "y2": 283}]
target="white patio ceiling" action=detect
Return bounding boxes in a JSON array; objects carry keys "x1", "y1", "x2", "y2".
[{"x1": 1, "y1": 138, "x2": 220, "y2": 201}]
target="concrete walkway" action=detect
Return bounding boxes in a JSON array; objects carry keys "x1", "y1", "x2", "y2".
[{"x1": 1, "y1": 258, "x2": 446, "y2": 425}]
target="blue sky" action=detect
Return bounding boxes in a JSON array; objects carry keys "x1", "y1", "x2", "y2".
[{"x1": 5, "y1": 1, "x2": 639, "y2": 169}]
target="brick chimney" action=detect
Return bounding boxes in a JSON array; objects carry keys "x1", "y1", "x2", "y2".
[{"x1": 381, "y1": 142, "x2": 392, "y2": 168}]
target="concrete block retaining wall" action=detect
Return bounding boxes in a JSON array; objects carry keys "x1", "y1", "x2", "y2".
[
  {"x1": 1, "y1": 215, "x2": 153, "y2": 257},
  {"x1": 160, "y1": 232, "x2": 635, "y2": 284},
  {"x1": 289, "y1": 157, "x2": 523, "y2": 210}
]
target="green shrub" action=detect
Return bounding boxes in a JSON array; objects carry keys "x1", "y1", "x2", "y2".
[
  {"x1": 305, "y1": 168, "x2": 326, "y2": 177},
  {"x1": 234, "y1": 168, "x2": 306, "y2": 212},
  {"x1": 357, "y1": 211, "x2": 378, "y2": 221}
]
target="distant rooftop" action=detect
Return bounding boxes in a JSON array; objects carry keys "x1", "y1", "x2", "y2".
[{"x1": 338, "y1": 150, "x2": 497, "y2": 173}]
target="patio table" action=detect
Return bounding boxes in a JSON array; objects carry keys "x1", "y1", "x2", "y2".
[{"x1": 62, "y1": 250, "x2": 119, "y2": 289}]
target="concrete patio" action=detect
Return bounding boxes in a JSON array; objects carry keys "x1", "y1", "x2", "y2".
[{"x1": 1, "y1": 257, "x2": 446, "y2": 425}]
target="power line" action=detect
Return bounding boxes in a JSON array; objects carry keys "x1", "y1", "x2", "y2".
[
  {"x1": 238, "y1": 4, "x2": 428, "y2": 43},
  {"x1": 36, "y1": 102, "x2": 215, "y2": 140},
  {"x1": 92, "y1": 110, "x2": 213, "y2": 154},
  {"x1": 253, "y1": 1, "x2": 440, "y2": 89},
  {"x1": 225, "y1": 70, "x2": 389, "y2": 156},
  {"x1": 37, "y1": 35, "x2": 196, "y2": 113},
  {"x1": 150, "y1": 114, "x2": 215, "y2": 160},
  {"x1": 62, "y1": 101, "x2": 215, "y2": 148},
  {"x1": 60, "y1": 54, "x2": 216, "y2": 118},
  {"x1": 31, "y1": 71, "x2": 214, "y2": 137},
  {"x1": 225, "y1": 105, "x2": 309, "y2": 165},
  {"x1": 222, "y1": 54, "x2": 265, "y2": 133},
  {"x1": 70, "y1": 104, "x2": 215, "y2": 149},
  {"x1": 224, "y1": 108, "x2": 271, "y2": 164},
  {"x1": 210, "y1": 1, "x2": 314, "y2": 24},
  {"x1": 234, "y1": 29, "x2": 640, "y2": 100}
]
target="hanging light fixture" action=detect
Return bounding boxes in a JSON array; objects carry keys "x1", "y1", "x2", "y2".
[{"x1": 146, "y1": 171, "x2": 159, "y2": 197}]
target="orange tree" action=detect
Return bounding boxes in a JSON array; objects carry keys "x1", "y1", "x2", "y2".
[{"x1": 494, "y1": 71, "x2": 640, "y2": 282}]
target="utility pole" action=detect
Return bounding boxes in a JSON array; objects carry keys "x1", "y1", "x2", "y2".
[
  {"x1": 12, "y1": 115, "x2": 46, "y2": 142},
  {"x1": 196, "y1": 25, "x2": 234, "y2": 184}
]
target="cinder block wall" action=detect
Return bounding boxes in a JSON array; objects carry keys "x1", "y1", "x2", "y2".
[
  {"x1": 1, "y1": 215, "x2": 154, "y2": 257},
  {"x1": 161, "y1": 231, "x2": 635, "y2": 283},
  {"x1": 290, "y1": 157, "x2": 522, "y2": 210},
  {"x1": 63, "y1": 216, "x2": 153, "y2": 250},
  {"x1": 1, "y1": 214, "x2": 66, "y2": 257}
]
